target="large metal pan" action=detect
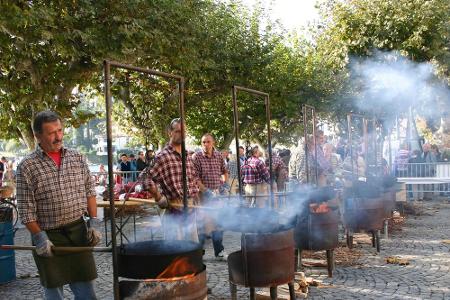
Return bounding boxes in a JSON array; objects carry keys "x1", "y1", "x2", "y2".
[{"x1": 117, "y1": 240, "x2": 203, "y2": 279}]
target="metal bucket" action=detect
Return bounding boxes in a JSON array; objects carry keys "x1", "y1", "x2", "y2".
[{"x1": 0, "y1": 220, "x2": 16, "y2": 283}]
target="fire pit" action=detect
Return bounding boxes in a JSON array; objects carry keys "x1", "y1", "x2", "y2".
[
  {"x1": 343, "y1": 181, "x2": 385, "y2": 252},
  {"x1": 227, "y1": 227, "x2": 296, "y2": 300},
  {"x1": 382, "y1": 176, "x2": 398, "y2": 218},
  {"x1": 292, "y1": 187, "x2": 339, "y2": 277},
  {"x1": 117, "y1": 240, "x2": 207, "y2": 300}
]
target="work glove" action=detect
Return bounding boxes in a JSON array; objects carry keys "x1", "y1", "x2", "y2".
[
  {"x1": 202, "y1": 189, "x2": 215, "y2": 201},
  {"x1": 219, "y1": 182, "x2": 231, "y2": 195},
  {"x1": 157, "y1": 196, "x2": 169, "y2": 209},
  {"x1": 32, "y1": 231, "x2": 54, "y2": 257},
  {"x1": 87, "y1": 217, "x2": 102, "y2": 246}
]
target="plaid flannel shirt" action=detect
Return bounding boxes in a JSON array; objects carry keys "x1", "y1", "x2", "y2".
[
  {"x1": 16, "y1": 145, "x2": 96, "y2": 230},
  {"x1": 241, "y1": 157, "x2": 270, "y2": 184},
  {"x1": 142, "y1": 144, "x2": 199, "y2": 201},
  {"x1": 192, "y1": 150, "x2": 227, "y2": 190}
]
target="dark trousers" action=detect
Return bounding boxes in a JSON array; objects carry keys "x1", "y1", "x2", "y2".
[{"x1": 198, "y1": 231, "x2": 224, "y2": 256}]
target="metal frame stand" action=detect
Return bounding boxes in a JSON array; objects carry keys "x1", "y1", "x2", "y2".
[
  {"x1": 104, "y1": 60, "x2": 188, "y2": 300},
  {"x1": 231, "y1": 86, "x2": 274, "y2": 207}
]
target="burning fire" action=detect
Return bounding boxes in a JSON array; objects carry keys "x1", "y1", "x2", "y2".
[
  {"x1": 155, "y1": 256, "x2": 197, "y2": 280},
  {"x1": 310, "y1": 203, "x2": 330, "y2": 213}
]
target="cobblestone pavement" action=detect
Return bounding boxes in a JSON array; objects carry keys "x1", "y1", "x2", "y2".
[{"x1": 1, "y1": 201, "x2": 450, "y2": 299}]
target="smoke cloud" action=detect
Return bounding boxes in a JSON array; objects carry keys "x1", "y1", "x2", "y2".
[{"x1": 349, "y1": 51, "x2": 450, "y2": 125}]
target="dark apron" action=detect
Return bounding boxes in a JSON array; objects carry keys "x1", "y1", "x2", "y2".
[{"x1": 32, "y1": 218, "x2": 97, "y2": 288}]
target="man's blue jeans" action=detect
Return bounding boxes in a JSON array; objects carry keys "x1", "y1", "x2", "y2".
[
  {"x1": 199, "y1": 231, "x2": 224, "y2": 256},
  {"x1": 44, "y1": 280, "x2": 97, "y2": 300}
]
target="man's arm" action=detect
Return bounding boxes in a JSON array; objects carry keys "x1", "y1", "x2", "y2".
[
  {"x1": 220, "y1": 155, "x2": 229, "y2": 183},
  {"x1": 87, "y1": 195, "x2": 97, "y2": 218},
  {"x1": 25, "y1": 221, "x2": 42, "y2": 234}
]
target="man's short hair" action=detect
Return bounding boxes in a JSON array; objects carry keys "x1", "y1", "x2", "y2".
[
  {"x1": 129, "y1": 154, "x2": 135, "y2": 158},
  {"x1": 33, "y1": 110, "x2": 62, "y2": 135},
  {"x1": 167, "y1": 118, "x2": 181, "y2": 132},
  {"x1": 120, "y1": 153, "x2": 128, "y2": 157},
  {"x1": 201, "y1": 133, "x2": 215, "y2": 141}
]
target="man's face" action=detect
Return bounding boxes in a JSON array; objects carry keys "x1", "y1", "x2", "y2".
[
  {"x1": 121, "y1": 155, "x2": 128, "y2": 162},
  {"x1": 323, "y1": 144, "x2": 332, "y2": 156},
  {"x1": 201, "y1": 136, "x2": 214, "y2": 153},
  {"x1": 169, "y1": 122, "x2": 183, "y2": 145},
  {"x1": 239, "y1": 148, "x2": 244, "y2": 157},
  {"x1": 139, "y1": 153, "x2": 145, "y2": 160},
  {"x1": 316, "y1": 134, "x2": 325, "y2": 146},
  {"x1": 36, "y1": 120, "x2": 64, "y2": 153}
]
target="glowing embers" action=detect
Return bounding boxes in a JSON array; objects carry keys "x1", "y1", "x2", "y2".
[
  {"x1": 117, "y1": 240, "x2": 207, "y2": 300},
  {"x1": 309, "y1": 203, "x2": 331, "y2": 214},
  {"x1": 155, "y1": 256, "x2": 197, "y2": 280}
]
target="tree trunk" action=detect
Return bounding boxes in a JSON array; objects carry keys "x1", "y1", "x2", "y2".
[
  {"x1": 19, "y1": 126, "x2": 35, "y2": 151},
  {"x1": 222, "y1": 132, "x2": 235, "y2": 150}
]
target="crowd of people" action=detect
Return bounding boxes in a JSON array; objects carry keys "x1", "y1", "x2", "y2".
[
  {"x1": 394, "y1": 142, "x2": 444, "y2": 177},
  {"x1": 8, "y1": 109, "x2": 450, "y2": 300}
]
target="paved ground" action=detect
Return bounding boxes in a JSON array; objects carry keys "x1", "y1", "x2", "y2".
[{"x1": 1, "y1": 201, "x2": 450, "y2": 299}]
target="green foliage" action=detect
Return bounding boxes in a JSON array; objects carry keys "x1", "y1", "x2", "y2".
[{"x1": 313, "y1": 0, "x2": 450, "y2": 131}]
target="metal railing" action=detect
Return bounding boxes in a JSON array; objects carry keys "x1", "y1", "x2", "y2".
[
  {"x1": 394, "y1": 162, "x2": 450, "y2": 178},
  {"x1": 91, "y1": 171, "x2": 145, "y2": 186},
  {"x1": 394, "y1": 162, "x2": 450, "y2": 200}
]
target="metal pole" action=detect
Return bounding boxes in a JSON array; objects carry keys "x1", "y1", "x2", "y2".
[
  {"x1": 179, "y1": 78, "x2": 188, "y2": 212},
  {"x1": 347, "y1": 114, "x2": 353, "y2": 177},
  {"x1": 265, "y1": 95, "x2": 274, "y2": 208},
  {"x1": 232, "y1": 86, "x2": 243, "y2": 197},
  {"x1": 104, "y1": 60, "x2": 120, "y2": 300},
  {"x1": 312, "y1": 107, "x2": 318, "y2": 184},
  {"x1": 303, "y1": 105, "x2": 309, "y2": 184},
  {"x1": 231, "y1": 86, "x2": 270, "y2": 203}
]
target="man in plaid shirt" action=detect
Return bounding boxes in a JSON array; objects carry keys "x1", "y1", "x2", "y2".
[
  {"x1": 192, "y1": 133, "x2": 229, "y2": 259},
  {"x1": 141, "y1": 118, "x2": 200, "y2": 241},
  {"x1": 16, "y1": 111, "x2": 100, "y2": 299},
  {"x1": 242, "y1": 146, "x2": 271, "y2": 207},
  {"x1": 265, "y1": 150, "x2": 287, "y2": 191}
]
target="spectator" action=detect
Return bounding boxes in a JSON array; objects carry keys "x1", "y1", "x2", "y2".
[
  {"x1": 136, "y1": 151, "x2": 147, "y2": 172},
  {"x1": 323, "y1": 143, "x2": 343, "y2": 185},
  {"x1": 118, "y1": 153, "x2": 131, "y2": 184},
  {"x1": 129, "y1": 153, "x2": 137, "y2": 182},
  {"x1": 265, "y1": 150, "x2": 287, "y2": 191},
  {"x1": 145, "y1": 149, "x2": 155, "y2": 167},
  {"x1": 241, "y1": 146, "x2": 270, "y2": 207},
  {"x1": 394, "y1": 143, "x2": 410, "y2": 177},
  {"x1": 0, "y1": 157, "x2": 6, "y2": 187}
]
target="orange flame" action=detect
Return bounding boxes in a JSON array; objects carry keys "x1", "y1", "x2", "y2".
[
  {"x1": 310, "y1": 203, "x2": 330, "y2": 214},
  {"x1": 155, "y1": 256, "x2": 197, "y2": 280}
]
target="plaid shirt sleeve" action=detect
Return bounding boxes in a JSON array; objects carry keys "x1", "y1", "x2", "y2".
[
  {"x1": 16, "y1": 163, "x2": 37, "y2": 225},
  {"x1": 221, "y1": 156, "x2": 227, "y2": 175},
  {"x1": 142, "y1": 158, "x2": 161, "y2": 192},
  {"x1": 257, "y1": 159, "x2": 270, "y2": 183},
  {"x1": 192, "y1": 153, "x2": 202, "y2": 180}
]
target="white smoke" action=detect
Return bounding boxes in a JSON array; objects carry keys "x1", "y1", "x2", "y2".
[{"x1": 349, "y1": 51, "x2": 450, "y2": 122}]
